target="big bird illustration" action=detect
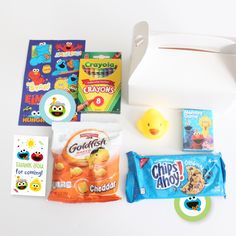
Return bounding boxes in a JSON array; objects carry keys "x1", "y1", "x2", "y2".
[{"x1": 199, "y1": 116, "x2": 212, "y2": 138}]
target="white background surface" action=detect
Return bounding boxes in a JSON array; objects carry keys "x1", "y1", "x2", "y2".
[{"x1": 1, "y1": 0, "x2": 236, "y2": 235}]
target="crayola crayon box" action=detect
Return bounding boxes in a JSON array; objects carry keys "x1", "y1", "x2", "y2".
[
  {"x1": 77, "y1": 52, "x2": 121, "y2": 113},
  {"x1": 182, "y1": 109, "x2": 214, "y2": 152}
]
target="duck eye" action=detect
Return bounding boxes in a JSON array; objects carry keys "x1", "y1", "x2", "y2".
[{"x1": 147, "y1": 123, "x2": 150, "y2": 127}]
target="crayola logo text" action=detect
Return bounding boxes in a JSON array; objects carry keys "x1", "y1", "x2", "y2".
[
  {"x1": 84, "y1": 62, "x2": 115, "y2": 69},
  {"x1": 151, "y1": 161, "x2": 184, "y2": 189}
]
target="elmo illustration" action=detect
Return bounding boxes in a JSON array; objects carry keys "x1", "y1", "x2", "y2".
[
  {"x1": 191, "y1": 131, "x2": 205, "y2": 149},
  {"x1": 55, "y1": 42, "x2": 83, "y2": 52},
  {"x1": 28, "y1": 69, "x2": 45, "y2": 85}
]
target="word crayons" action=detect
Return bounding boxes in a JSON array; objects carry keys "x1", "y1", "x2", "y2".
[{"x1": 77, "y1": 52, "x2": 121, "y2": 113}]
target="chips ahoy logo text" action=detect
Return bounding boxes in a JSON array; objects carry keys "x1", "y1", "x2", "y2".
[{"x1": 151, "y1": 161, "x2": 184, "y2": 189}]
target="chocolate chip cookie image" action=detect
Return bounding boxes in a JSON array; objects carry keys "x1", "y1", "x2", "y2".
[{"x1": 181, "y1": 166, "x2": 205, "y2": 195}]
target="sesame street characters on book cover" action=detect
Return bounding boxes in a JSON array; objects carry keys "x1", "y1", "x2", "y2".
[{"x1": 182, "y1": 109, "x2": 214, "y2": 151}]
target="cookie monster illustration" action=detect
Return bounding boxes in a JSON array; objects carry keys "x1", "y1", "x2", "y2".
[
  {"x1": 16, "y1": 177, "x2": 28, "y2": 190},
  {"x1": 17, "y1": 149, "x2": 30, "y2": 160},
  {"x1": 68, "y1": 74, "x2": 78, "y2": 86},
  {"x1": 25, "y1": 111, "x2": 40, "y2": 120},
  {"x1": 184, "y1": 197, "x2": 201, "y2": 211},
  {"x1": 68, "y1": 74, "x2": 78, "y2": 98},
  {"x1": 30, "y1": 110, "x2": 40, "y2": 118},
  {"x1": 49, "y1": 97, "x2": 66, "y2": 117},
  {"x1": 183, "y1": 123, "x2": 194, "y2": 149},
  {"x1": 52, "y1": 59, "x2": 68, "y2": 76},
  {"x1": 30, "y1": 42, "x2": 51, "y2": 66}
]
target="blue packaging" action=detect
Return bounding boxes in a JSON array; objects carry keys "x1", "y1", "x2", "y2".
[
  {"x1": 182, "y1": 109, "x2": 214, "y2": 151},
  {"x1": 126, "y1": 151, "x2": 226, "y2": 203}
]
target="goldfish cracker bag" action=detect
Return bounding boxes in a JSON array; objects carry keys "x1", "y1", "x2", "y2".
[{"x1": 48, "y1": 122, "x2": 121, "y2": 203}]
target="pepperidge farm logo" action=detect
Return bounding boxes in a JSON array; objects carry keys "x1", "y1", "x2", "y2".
[{"x1": 151, "y1": 161, "x2": 184, "y2": 189}]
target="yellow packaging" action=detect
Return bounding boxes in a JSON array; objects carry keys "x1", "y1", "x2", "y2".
[{"x1": 77, "y1": 58, "x2": 121, "y2": 113}]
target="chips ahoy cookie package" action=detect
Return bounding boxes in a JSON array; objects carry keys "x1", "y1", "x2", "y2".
[
  {"x1": 126, "y1": 151, "x2": 226, "y2": 203},
  {"x1": 48, "y1": 122, "x2": 121, "y2": 203}
]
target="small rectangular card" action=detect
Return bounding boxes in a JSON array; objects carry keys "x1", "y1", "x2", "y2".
[
  {"x1": 11, "y1": 135, "x2": 49, "y2": 196},
  {"x1": 18, "y1": 40, "x2": 86, "y2": 126},
  {"x1": 182, "y1": 109, "x2": 214, "y2": 152}
]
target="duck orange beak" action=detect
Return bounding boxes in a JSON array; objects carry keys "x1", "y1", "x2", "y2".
[{"x1": 149, "y1": 129, "x2": 159, "y2": 135}]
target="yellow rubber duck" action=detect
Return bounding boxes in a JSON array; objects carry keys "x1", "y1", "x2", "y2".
[{"x1": 137, "y1": 108, "x2": 169, "y2": 139}]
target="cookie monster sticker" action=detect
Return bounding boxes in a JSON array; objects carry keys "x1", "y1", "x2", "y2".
[
  {"x1": 39, "y1": 90, "x2": 76, "y2": 125},
  {"x1": 30, "y1": 42, "x2": 52, "y2": 66},
  {"x1": 174, "y1": 196, "x2": 211, "y2": 222}
]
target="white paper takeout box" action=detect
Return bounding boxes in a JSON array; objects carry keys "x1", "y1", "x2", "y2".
[{"x1": 128, "y1": 21, "x2": 236, "y2": 110}]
